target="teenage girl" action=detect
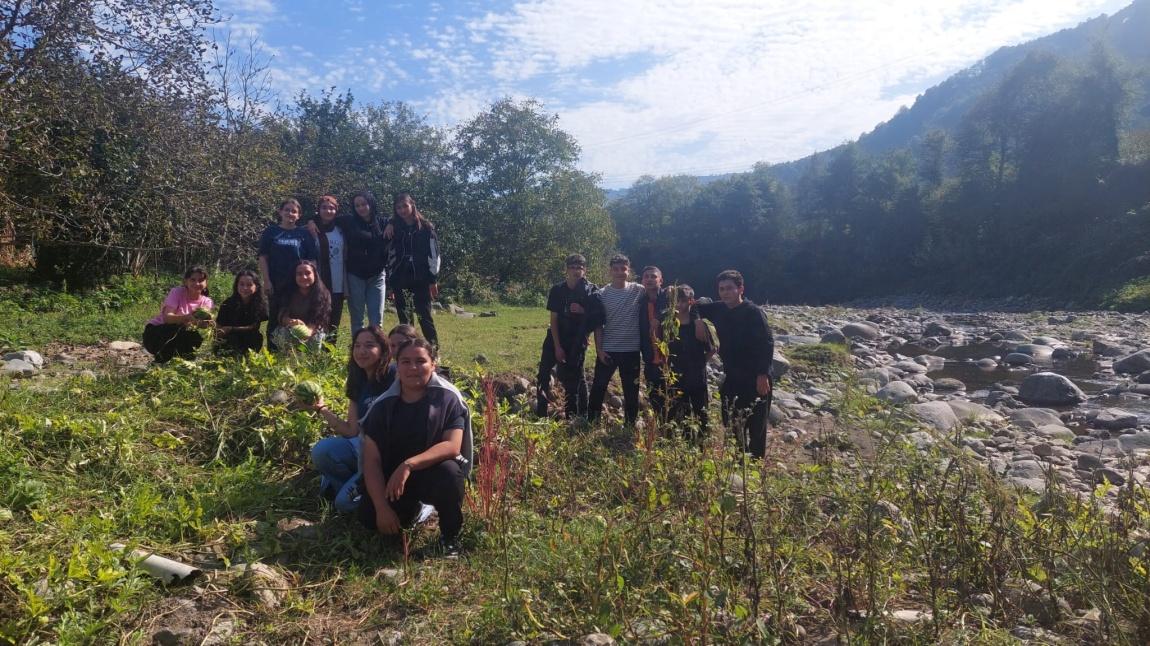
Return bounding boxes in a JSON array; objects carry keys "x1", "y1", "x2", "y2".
[
  {"x1": 273, "y1": 259, "x2": 332, "y2": 350},
  {"x1": 258, "y1": 198, "x2": 319, "y2": 347},
  {"x1": 214, "y1": 269, "x2": 268, "y2": 356},
  {"x1": 142, "y1": 267, "x2": 214, "y2": 363},
  {"x1": 344, "y1": 191, "x2": 389, "y2": 334},
  {"x1": 308, "y1": 325, "x2": 396, "y2": 511},
  {"x1": 387, "y1": 193, "x2": 440, "y2": 348},
  {"x1": 359, "y1": 338, "x2": 471, "y2": 556}
]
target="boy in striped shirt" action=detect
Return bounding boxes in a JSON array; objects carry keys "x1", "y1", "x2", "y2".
[{"x1": 588, "y1": 254, "x2": 646, "y2": 425}]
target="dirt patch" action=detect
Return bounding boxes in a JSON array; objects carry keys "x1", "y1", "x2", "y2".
[{"x1": 43, "y1": 341, "x2": 152, "y2": 373}]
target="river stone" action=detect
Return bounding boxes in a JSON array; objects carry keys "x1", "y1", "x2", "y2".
[
  {"x1": 906, "y1": 431, "x2": 935, "y2": 450},
  {"x1": 820, "y1": 330, "x2": 847, "y2": 344},
  {"x1": 1076, "y1": 454, "x2": 1106, "y2": 471},
  {"x1": 858, "y1": 367, "x2": 895, "y2": 387},
  {"x1": 770, "y1": 352, "x2": 790, "y2": 379},
  {"x1": 1092, "y1": 408, "x2": 1139, "y2": 431},
  {"x1": 1118, "y1": 432, "x2": 1150, "y2": 452},
  {"x1": 1018, "y1": 372, "x2": 1086, "y2": 406},
  {"x1": 892, "y1": 360, "x2": 927, "y2": 375},
  {"x1": 1051, "y1": 347, "x2": 1076, "y2": 360},
  {"x1": 4, "y1": 351, "x2": 43, "y2": 369},
  {"x1": 947, "y1": 400, "x2": 1003, "y2": 424},
  {"x1": 109, "y1": 340, "x2": 142, "y2": 351},
  {"x1": 913, "y1": 355, "x2": 945, "y2": 372},
  {"x1": 1014, "y1": 344, "x2": 1055, "y2": 360},
  {"x1": 1136, "y1": 371, "x2": 1150, "y2": 385},
  {"x1": 1094, "y1": 468, "x2": 1125, "y2": 486},
  {"x1": 923, "y1": 321, "x2": 952, "y2": 337},
  {"x1": 841, "y1": 322, "x2": 880, "y2": 341},
  {"x1": 1003, "y1": 353, "x2": 1033, "y2": 366},
  {"x1": 2, "y1": 359, "x2": 36, "y2": 378},
  {"x1": 578, "y1": 634, "x2": 615, "y2": 646},
  {"x1": 976, "y1": 358, "x2": 998, "y2": 369},
  {"x1": 1004, "y1": 330, "x2": 1033, "y2": 343},
  {"x1": 910, "y1": 401, "x2": 959, "y2": 431},
  {"x1": 1031, "y1": 336, "x2": 1060, "y2": 347},
  {"x1": 775, "y1": 334, "x2": 820, "y2": 346},
  {"x1": 1093, "y1": 338, "x2": 1131, "y2": 357},
  {"x1": 934, "y1": 378, "x2": 966, "y2": 392},
  {"x1": 1114, "y1": 350, "x2": 1150, "y2": 374},
  {"x1": 1034, "y1": 424, "x2": 1076, "y2": 442},
  {"x1": 876, "y1": 381, "x2": 918, "y2": 404},
  {"x1": 1008, "y1": 408, "x2": 1063, "y2": 429}
]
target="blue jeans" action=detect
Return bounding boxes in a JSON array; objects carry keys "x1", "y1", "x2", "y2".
[
  {"x1": 346, "y1": 271, "x2": 386, "y2": 335},
  {"x1": 311, "y1": 435, "x2": 362, "y2": 512}
]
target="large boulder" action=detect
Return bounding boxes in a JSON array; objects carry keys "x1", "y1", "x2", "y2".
[
  {"x1": 769, "y1": 352, "x2": 791, "y2": 379},
  {"x1": 1012, "y1": 344, "x2": 1054, "y2": 360},
  {"x1": 1091, "y1": 408, "x2": 1139, "y2": 431},
  {"x1": 876, "y1": 381, "x2": 918, "y2": 404},
  {"x1": 910, "y1": 401, "x2": 959, "y2": 431},
  {"x1": 1018, "y1": 372, "x2": 1086, "y2": 406},
  {"x1": 1114, "y1": 350, "x2": 1150, "y2": 374},
  {"x1": 841, "y1": 322, "x2": 880, "y2": 341},
  {"x1": 923, "y1": 321, "x2": 953, "y2": 337},
  {"x1": 913, "y1": 355, "x2": 946, "y2": 372},
  {"x1": 2, "y1": 359, "x2": 36, "y2": 378}
]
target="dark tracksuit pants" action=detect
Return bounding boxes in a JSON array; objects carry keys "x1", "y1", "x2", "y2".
[
  {"x1": 328, "y1": 293, "x2": 344, "y2": 342},
  {"x1": 588, "y1": 351, "x2": 641, "y2": 425},
  {"x1": 358, "y1": 460, "x2": 465, "y2": 540},
  {"x1": 143, "y1": 324, "x2": 203, "y2": 363},
  {"x1": 720, "y1": 379, "x2": 773, "y2": 458},
  {"x1": 216, "y1": 329, "x2": 264, "y2": 356},
  {"x1": 536, "y1": 332, "x2": 589, "y2": 418},
  {"x1": 393, "y1": 281, "x2": 438, "y2": 348},
  {"x1": 644, "y1": 361, "x2": 668, "y2": 418}
]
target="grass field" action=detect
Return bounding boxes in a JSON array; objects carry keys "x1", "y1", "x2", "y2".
[{"x1": 1, "y1": 273, "x2": 1149, "y2": 644}]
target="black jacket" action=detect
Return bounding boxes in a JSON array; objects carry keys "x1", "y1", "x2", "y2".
[
  {"x1": 696, "y1": 299, "x2": 774, "y2": 391},
  {"x1": 341, "y1": 214, "x2": 389, "y2": 279},
  {"x1": 387, "y1": 217, "x2": 440, "y2": 286}
]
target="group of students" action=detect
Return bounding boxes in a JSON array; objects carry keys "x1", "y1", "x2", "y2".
[
  {"x1": 141, "y1": 191, "x2": 442, "y2": 363},
  {"x1": 536, "y1": 254, "x2": 775, "y2": 457},
  {"x1": 141, "y1": 264, "x2": 469, "y2": 556}
]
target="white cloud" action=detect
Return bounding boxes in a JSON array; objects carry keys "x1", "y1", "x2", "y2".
[{"x1": 426, "y1": 0, "x2": 1130, "y2": 186}]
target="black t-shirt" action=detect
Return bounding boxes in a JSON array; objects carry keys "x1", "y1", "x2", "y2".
[
  {"x1": 366, "y1": 393, "x2": 466, "y2": 474},
  {"x1": 669, "y1": 318, "x2": 711, "y2": 391},
  {"x1": 546, "y1": 278, "x2": 598, "y2": 345},
  {"x1": 696, "y1": 299, "x2": 774, "y2": 388}
]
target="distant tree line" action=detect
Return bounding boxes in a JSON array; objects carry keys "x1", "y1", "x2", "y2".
[
  {"x1": 611, "y1": 48, "x2": 1150, "y2": 307},
  {"x1": 1, "y1": 1, "x2": 615, "y2": 300}
]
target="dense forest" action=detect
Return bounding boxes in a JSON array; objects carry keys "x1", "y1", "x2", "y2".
[
  {"x1": 0, "y1": 1, "x2": 615, "y2": 300},
  {"x1": 611, "y1": 1, "x2": 1150, "y2": 308},
  {"x1": 3, "y1": 0, "x2": 1150, "y2": 308}
]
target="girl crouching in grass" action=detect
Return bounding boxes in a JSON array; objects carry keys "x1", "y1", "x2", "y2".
[
  {"x1": 359, "y1": 338, "x2": 471, "y2": 557},
  {"x1": 214, "y1": 269, "x2": 268, "y2": 356},
  {"x1": 272, "y1": 259, "x2": 331, "y2": 351},
  {"x1": 143, "y1": 267, "x2": 214, "y2": 363},
  {"x1": 307, "y1": 325, "x2": 396, "y2": 511}
]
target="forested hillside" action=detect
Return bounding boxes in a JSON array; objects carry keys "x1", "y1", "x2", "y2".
[{"x1": 613, "y1": 1, "x2": 1150, "y2": 308}]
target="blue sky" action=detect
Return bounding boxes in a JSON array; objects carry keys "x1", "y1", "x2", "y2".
[{"x1": 217, "y1": 0, "x2": 1133, "y2": 188}]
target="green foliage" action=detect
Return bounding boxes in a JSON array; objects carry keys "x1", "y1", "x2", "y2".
[
  {"x1": 1103, "y1": 276, "x2": 1150, "y2": 312},
  {"x1": 789, "y1": 342, "x2": 852, "y2": 372}
]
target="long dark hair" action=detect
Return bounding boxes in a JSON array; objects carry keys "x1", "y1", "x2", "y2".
[
  {"x1": 345, "y1": 326, "x2": 391, "y2": 400},
  {"x1": 224, "y1": 269, "x2": 267, "y2": 321},
  {"x1": 282, "y1": 259, "x2": 331, "y2": 329},
  {"x1": 393, "y1": 192, "x2": 431, "y2": 230}
]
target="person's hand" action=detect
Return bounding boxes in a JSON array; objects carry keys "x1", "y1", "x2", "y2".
[
  {"x1": 285, "y1": 318, "x2": 304, "y2": 327},
  {"x1": 555, "y1": 346, "x2": 567, "y2": 364},
  {"x1": 196, "y1": 319, "x2": 214, "y2": 330},
  {"x1": 756, "y1": 374, "x2": 772, "y2": 397},
  {"x1": 568, "y1": 303, "x2": 584, "y2": 315},
  {"x1": 375, "y1": 503, "x2": 401, "y2": 535},
  {"x1": 430, "y1": 284, "x2": 439, "y2": 299},
  {"x1": 383, "y1": 223, "x2": 394, "y2": 239},
  {"x1": 597, "y1": 349, "x2": 611, "y2": 365},
  {"x1": 386, "y1": 463, "x2": 412, "y2": 501},
  {"x1": 307, "y1": 394, "x2": 326, "y2": 411}
]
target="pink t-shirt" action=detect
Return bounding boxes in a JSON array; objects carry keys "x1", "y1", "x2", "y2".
[{"x1": 148, "y1": 287, "x2": 215, "y2": 326}]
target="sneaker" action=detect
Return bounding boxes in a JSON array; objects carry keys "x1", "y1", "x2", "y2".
[{"x1": 437, "y1": 537, "x2": 462, "y2": 559}]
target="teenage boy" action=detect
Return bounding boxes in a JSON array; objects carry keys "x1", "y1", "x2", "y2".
[
  {"x1": 696, "y1": 270, "x2": 775, "y2": 458},
  {"x1": 637, "y1": 266, "x2": 670, "y2": 417},
  {"x1": 588, "y1": 254, "x2": 646, "y2": 425},
  {"x1": 666, "y1": 284, "x2": 718, "y2": 435},
  {"x1": 536, "y1": 254, "x2": 598, "y2": 418}
]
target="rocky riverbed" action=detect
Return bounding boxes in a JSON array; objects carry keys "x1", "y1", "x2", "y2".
[{"x1": 764, "y1": 306, "x2": 1150, "y2": 502}]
